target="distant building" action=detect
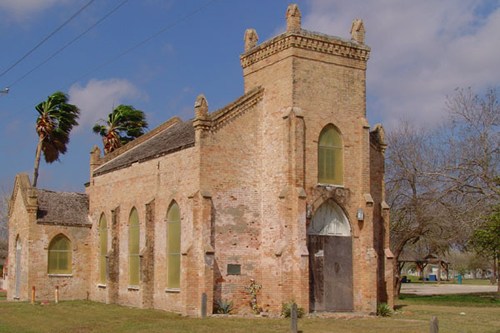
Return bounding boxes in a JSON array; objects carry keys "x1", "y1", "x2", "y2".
[{"x1": 7, "y1": 4, "x2": 393, "y2": 315}]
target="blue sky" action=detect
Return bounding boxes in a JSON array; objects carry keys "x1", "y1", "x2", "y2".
[{"x1": 0, "y1": 0, "x2": 499, "y2": 194}]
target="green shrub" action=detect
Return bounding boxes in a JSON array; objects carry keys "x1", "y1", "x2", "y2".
[
  {"x1": 281, "y1": 301, "x2": 305, "y2": 318},
  {"x1": 376, "y1": 303, "x2": 392, "y2": 317},
  {"x1": 215, "y1": 299, "x2": 233, "y2": 314}
]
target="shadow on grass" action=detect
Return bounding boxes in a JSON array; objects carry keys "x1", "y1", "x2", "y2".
[{"x1": 393, "y1": 304, "x2": 407, "y2": 311}]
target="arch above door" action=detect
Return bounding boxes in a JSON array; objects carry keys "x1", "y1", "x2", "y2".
[{"x1": 307, "y1": 200, "x2": 351, "y2": 236}]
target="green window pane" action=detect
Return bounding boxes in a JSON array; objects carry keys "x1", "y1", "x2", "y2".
[
  {"x1": 48, "y1": 252, "x2": 58, "y2": 272},
  {"x1": 128, "y1": 208, "x2": 140, "y2": 285},
  {"x1": 99, "y1": 256, "x2": 107, "y2": 284},
  {"x1": 59, "y1": 255, "x2": 68, "y2": 270},
  {"x1": 166, "y1": 203, "x2": 181, "y2": 289},
  {"x1": 99, "y1": 214, "x2": 108, "y2": 284},
  {"x1": 129, "y1": 225, "x2": 140, "y2": 253},
  {"x1": 318, "y1": 125, "x2": 343, "y2": 185},
  {"x1": 129, "y1": 255, "x2": 140, "y2": 285},
  {"x1": 167, "y1": 254, "x2": 180, "y2": 289},
  {"x1": 48, "y1": 235, "x2": 71, "y2": 274},
  {"x1": 167, "y1": 222, "x2": 181, "y2": 253},
  {"x1": 168, "y1": 204, "x2": 180, "y2": 222}
]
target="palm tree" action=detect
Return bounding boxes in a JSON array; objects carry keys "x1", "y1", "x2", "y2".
[
  {"x1": 93, "y1": 105, "x2": 148, "y2": 154},
  {"x1": 33, "y1": 91, "x2": 80, "y2": 187}
]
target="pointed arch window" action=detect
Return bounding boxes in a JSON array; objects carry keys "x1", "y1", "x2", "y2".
[
  {"x1": 318, "y1": 125, "x2": 343, "y2": 185},
  {"x1": 166, "y1": 202, "x2": 181, "y2": 289},
  {"x1": 99, "y1": 214, "x2": 108, "y2": 284},
  {"x1": 48, "y1": 234, "x2": 72, "y2": 274},
  {"x1": 129, "y1": 208, "x2": 140, "y2": 286}
]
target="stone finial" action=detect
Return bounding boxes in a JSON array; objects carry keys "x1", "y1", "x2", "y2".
[
  {"x1": 286, "y1": 4, "x2": 301, "y2": 32},
  {"x1": 90, "y1": 145, "x2": 101, "y2": 163},
  {"x1": 244, "y1": 29, "x2": 259, "y2": 52},
  {"x1": 372, "y1": 123, "x2": 385, "y2": 144},
  {"x1": 194, "y1": 94, "x2": 209, "y2": 119},
  {"x1": 90, "y1": 145, "x2": 102, "y2": 176},
  {"x1": 351, "y1": 18, "x2": 365, "y2": 44}
]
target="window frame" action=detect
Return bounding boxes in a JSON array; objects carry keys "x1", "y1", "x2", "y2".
[
  {"x1": 128, "y1": 208, "x2": 140, "y2": 286},
  {"x1": 318, "y1": 124, "x2": 344, "y2": 186},
  {"x1": 166, "y1": 202, "x2": 181, "y2": 290},
  {"x1": 47, "y1": 234, "x2": 72, "y2": 275},
  {"x1": 98, "y1": 213, "x2": 108, "y2": 285}
]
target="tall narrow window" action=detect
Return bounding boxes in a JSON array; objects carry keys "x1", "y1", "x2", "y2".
[
  {"x1": 318, "y1": 125, "x2": 343, "y2": 185},
  {"x1": 166, "y1": 202, "x2": 181, "y2": 289},
  {"x1": 129, "y1": 208, "x2": 140, "y2": 286},
  {"x1": 48, "y1": 234, "x2": 72, "y2": 274},
  {"x1": 99, "y1": 214, "x2": 108, "y2": 284}
]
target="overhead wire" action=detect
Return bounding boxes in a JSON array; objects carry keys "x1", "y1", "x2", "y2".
[
  {"x1": 67, "y1": 0, "x2": 218, "y2": 87},
  {"x1": 0, "y1": 0, "x2": 96, "y2": 80},
  {"x1": 6, "y1": 0, "x2": 130, "y2": 89}
]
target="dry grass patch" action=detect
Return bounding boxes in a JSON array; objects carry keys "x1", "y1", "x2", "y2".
[{"x1": 0, "y1": 294, "x2": 498, "y2": 333}]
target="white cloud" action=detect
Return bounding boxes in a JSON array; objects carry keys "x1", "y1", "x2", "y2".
[
  {"x1": 303, "y1": 0, "x2": 500, "y2": 128},
  {"x1": 0, "y1": 0, "x2": 70, "y2": 21},
  {"x1": 68, "y1": 78, "x2": 144, "y2": 132}
]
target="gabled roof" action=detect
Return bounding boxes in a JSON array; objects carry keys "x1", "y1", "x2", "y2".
[
  {"x1": 10, "y1": 173, "x2": 90, "y2": 227},
  {"x1": 36, "y1": 189, "x2": 90, "y2": 227},
  {"x1": 94, "y1": 120, "x2": 195, "y2": 176},
  {"x1": 93, "y1": 86, "x2": 265, "y2": 177}
]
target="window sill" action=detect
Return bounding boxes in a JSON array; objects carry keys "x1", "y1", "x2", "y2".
[
  {"x1": 128, "y1": 285, "x2": 140, "y2": 291},
  {"x1": 316, "y1": 183, "x2": 344, "y2": 188},
  {"x1": 165, "y1": 288, "x2": 180, "y2": 293},
  {"x1": 48, "y1": 274, "x2": 72, "y2": 277},
  {"x1": 97, "y1": 284, "x2": 107, "y2": 289}
]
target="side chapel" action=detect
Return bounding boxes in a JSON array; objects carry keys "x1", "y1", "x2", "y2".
[{"x1": 7, "y1": 4, "x2": 393, "y2": 315}]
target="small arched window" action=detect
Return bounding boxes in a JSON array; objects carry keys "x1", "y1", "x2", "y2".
[
  {"x1": 166, "y1": 202, "x2": 181, "y2": 289},
  {"x1": 48, "y1": 234, "x2": 72, "y2": 274},
  {"x1": 129, "y1": 208, "x2": 140, "y2": 286},
  {"x1": 318, "y1": 125, "x2": 343, "y2": 185},
  {"x1": 99, "y1": 214, "x2": 108, "y2": 284}
]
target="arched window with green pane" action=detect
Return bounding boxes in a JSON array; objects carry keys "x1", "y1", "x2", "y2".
[
  {"x1": 166, "y1": 202, "x2": 181, "y2": 289},
  {"x1": 48, "y1": 234, "x2": 72, "y2": 274},
  {"x1": 318, "y1": 124, "x2": 343, "y2": 185},
  {"x1": 99, "y1": 213, "x2": 108, "y2": 284},
  {"x1": 129, "y1": 208, "x2": 140, "y2": 286}
]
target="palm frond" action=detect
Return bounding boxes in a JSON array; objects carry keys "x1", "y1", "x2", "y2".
[{"x1": 93, "y1": 104, "x2": 148, "y2": 154}]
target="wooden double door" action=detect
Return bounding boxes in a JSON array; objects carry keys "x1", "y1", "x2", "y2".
[{"x1": 308, "y1": 234, "x2": 353, "y2": 312}]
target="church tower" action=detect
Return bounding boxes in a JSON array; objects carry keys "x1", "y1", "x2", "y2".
[{"x1": 239, "y1": 4, "x2": 391, "y2": 313}]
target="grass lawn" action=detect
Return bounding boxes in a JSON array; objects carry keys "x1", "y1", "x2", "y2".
[
  {"x1": 0, "y1": 294, "x2": 498, "y2": 333},
  {"x1": 0, "y1": 290, "x2": 5, "y2": 300}
]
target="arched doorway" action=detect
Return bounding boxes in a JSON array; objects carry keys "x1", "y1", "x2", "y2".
[
  {"x1": 15, "y1": 236, "x2": 22, "y2": 299},
  {"x1": 307, "y1": 201, "x2": 353, "y2": 311}
]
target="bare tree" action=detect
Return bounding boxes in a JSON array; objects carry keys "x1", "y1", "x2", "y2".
[
  {"x1": 386, "y1": 88, "x2": 500, "y2": 297},
  {"x1": 386, "y1": 122, "x2": 448, "y2": 296},
  {"x1": 442, "y1": 87, "x2": 500, "y2": 221},
  {"x1": 441, "y1": 88, "x2": 500, "y2": 288},
  {"x1": 0, "y1": 190, "x2": 8, "y2": 261}
]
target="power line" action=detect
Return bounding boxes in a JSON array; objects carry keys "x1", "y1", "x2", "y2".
[
  {"x1": 6, "y1": 0, "x2": 129, "y2": 89},
  {"x1": 68, "y1": 0, "x2": 218, "y2": 86},
  {"x1": 0, "y1": 0, "x2": 96, "y2": 80}
]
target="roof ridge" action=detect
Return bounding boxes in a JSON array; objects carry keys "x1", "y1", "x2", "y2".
[{"x1": 36, "y1": 188, "x2": 86, "y2": 196}]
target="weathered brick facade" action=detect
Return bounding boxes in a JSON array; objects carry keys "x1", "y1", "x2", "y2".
[
  {"x1": 7, "y1": 174, "x2": 91, "y2": 302},
  {"x1": 7, "y1": 4, "x2": 393, "y2": 316}
]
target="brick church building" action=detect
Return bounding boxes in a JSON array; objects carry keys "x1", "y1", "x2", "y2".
[{"x1": 7, "y1": 4, "x2": 393, "y2": 316}]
